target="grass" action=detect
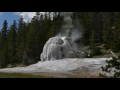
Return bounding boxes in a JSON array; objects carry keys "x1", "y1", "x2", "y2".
[
  {"x1": 0, "y1": 72, "x2": 102, "y2": 78},
  {"x1": 0, "y1": 72, "x2": 54, "y2": 78}
]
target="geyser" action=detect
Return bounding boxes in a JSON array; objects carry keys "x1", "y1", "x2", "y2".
[
  {"x1": 40, "y1": 12, "x2": 85, "y2": 61},
  {"x1": 40, "y1": 36, "x2": 85, "y2": 61}
]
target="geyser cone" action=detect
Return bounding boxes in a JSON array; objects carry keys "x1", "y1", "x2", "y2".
[{"x1": 40, "y1": 37, "x2": 82, "y2": 61}]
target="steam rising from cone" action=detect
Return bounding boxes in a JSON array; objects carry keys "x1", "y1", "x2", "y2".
[
  {"x1": 40, "y1": 12, "x2": 86, "y2": 61},
  {"x1": 60, "y1": 12, "x2": 73, "y2": 37}
]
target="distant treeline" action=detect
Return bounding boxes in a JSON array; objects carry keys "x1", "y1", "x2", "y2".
[{"x1": 0, "y1": 12, "x2": 120, "y2": 68}]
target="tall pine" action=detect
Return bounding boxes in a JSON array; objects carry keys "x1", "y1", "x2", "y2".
[
  {"x1": 7, "y1": 20, "x2": 17, "y2": 64},
  {"x1": 0, "y1": 20, "x2": 9, "y2": 67}
]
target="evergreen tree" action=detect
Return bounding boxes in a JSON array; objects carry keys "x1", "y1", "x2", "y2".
[
  {"x1": 0, "y1": 20, "x2": 9, "y2": 67},
  {"x1": 1, "y1": 20, "x2": 8, "y2": 45},
  {"x1": 103, "y1": 12, "x2": 115, "y2": 49},
  {"x1": 26, "y1": 12, "x2": 42, "y2": 63},
  {"x1": 0, "y1": 32, "x2": 2, "y2": 67},
  {"x1": 7, "y1": 20, "x2": 17, "y2": 64},
  {"x1": 16, "y1": 15, "x2": 25, "y2": 63},
  {"x1": 99, "y1": 55, "x2": 120, "y2": 78},
  {"x1": 112, "y1": 12, "x2": 120, "y2": 52}
]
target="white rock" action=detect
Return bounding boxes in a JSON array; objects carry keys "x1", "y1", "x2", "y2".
[
  {"x1": 0, "y1": 58, "x2": 112, "y2": 74},
  {"x1": 40, "y1": 37, "x2": 79, "y2": 61}
]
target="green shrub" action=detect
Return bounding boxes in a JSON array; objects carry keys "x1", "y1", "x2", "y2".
[
  {"x1": 99, "y1": 56, "x2": 120, "y2": 78},
  {"x1": 91, "y1": 47, "x2": 102, "y2": 56}
]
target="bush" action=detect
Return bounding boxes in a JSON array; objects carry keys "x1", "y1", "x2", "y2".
[
  {"x1": 104, "y1": 44, "x2": 110, "y2": 49},
  {"x1": 91, "y1": 47, "x2": 102, "y2": 56},
  {"x1": 99, "y1": 56, "x2": 120, "y2": 78}
]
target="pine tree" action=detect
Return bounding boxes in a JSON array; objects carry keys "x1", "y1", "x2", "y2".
[
  {"x1": 26, "y1": 12, "x2": 41, "y2": 63},
  {"x1": 0, "y1": 31, "x2": 2, "y2": 67},
  {"x1": 7, "y1": 20, "x2": 17, "y2": 64},
  {"x1": 99, "y1": 56, "x2": 120, "y2": 78},
  {"x1": 79, "y1": 12, "x2": 93, "y2": 45},
  {"x1": 16, "y1": 15, "x2": 25, "y2": 63},
  {"x1": 1, "y1": 20, "x2": 8, "y2": 45},
  {"x1": 112, "y1": 12, "x2": 120, "y2": 52},
  {"x1": 103, "y1": 12, "x2": 114, "y2": 49},
  {"x1": 0, "y1": 20, "x2": 9, "y2": 67}
]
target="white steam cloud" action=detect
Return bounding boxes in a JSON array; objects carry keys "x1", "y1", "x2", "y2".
[
  {"x1": 71, "y1": 29, "x2": 82, "y2": 42},
  {"x1": 59, "y1": 12, "x2": 82, "y2": 42},
  {"x1": 15, "y1": 12, "x2": 45, "y2": 22},
  {"x1": 58, "y1": 12, "x2": 83, "y2": 51},
  {"x1": 60, "y1": 12, "x2": 73, "y2": 37},
  {"x1": 14, "y1": 12, "x2": 36, "y2": 22}
]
